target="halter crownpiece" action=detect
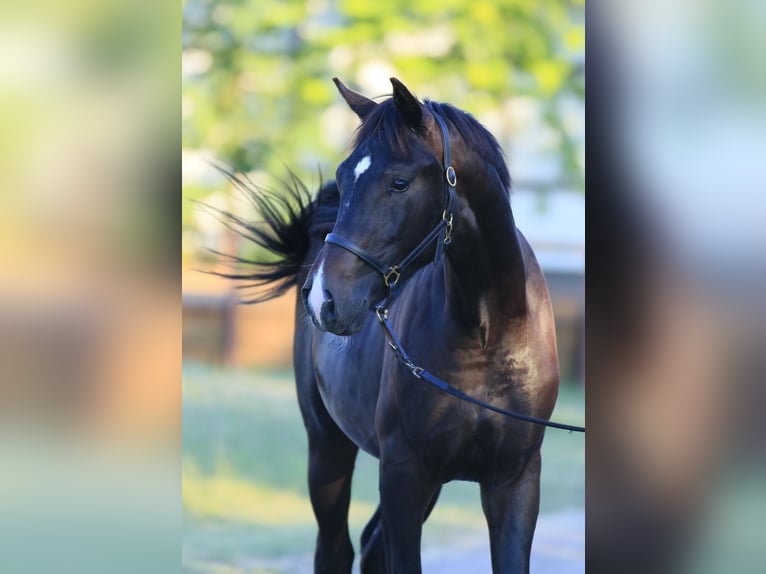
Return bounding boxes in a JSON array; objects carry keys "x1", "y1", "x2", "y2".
[
  {"x1": 427, "y1": 101, "x2": 457, "y2": 255},
  {"x1": 426, "y1": 100, "x2": 457, "y2": 188}
]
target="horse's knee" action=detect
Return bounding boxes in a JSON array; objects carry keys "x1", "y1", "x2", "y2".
[{"x1": 306, "y1": 434, "x2": 358, "y2": 506}]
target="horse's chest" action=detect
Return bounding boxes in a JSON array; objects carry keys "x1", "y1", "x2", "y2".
[
  {"x1": 313, "y1": 331, "x2": 383, "y2": 456},
  {"x1": 402, "y1": 398, "x2": 535, "y2": 481},
  {"x1": 387, "y1": 349, "x2": 542, "y2": 481}
]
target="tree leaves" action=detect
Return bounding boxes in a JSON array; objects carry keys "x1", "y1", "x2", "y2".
[{"x1": 182, "y1": 0, "x2": 584, "y2": 246}]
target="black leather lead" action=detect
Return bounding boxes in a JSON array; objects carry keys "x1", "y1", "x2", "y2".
[{"x1": 376, "y1": 311, "x2": 586, "y2": 433}]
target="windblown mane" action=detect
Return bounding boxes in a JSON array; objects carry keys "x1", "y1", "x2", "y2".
[{"x1": 352, "y1": 98, "x2": 511, "y2": 195}]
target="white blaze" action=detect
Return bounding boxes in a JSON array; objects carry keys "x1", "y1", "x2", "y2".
[
  {"x1": 353, "y1": 155, "x2": 371, "y2": 183},
  {"x1": 308, "y1": 262, "x2": 326, "y2": 325}
]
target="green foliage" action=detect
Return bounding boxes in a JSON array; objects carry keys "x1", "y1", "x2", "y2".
[{"x1": 182, "y1": 0, "x2": 584, "y2": 252}]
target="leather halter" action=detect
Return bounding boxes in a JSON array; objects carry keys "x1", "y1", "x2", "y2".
[
  {"x1": 325, "y1": 102, "x2": 457, "y2": 304},
  {"x1": 323, "y1": 102, "x2": 585, "y2": 433}
]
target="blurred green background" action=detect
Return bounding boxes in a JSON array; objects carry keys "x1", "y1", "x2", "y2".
[{"x1": 182, "y1": 0, "x2": 584, "y2": 261}]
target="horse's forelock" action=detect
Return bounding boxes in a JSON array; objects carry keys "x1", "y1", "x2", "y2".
[{"x1": 351, "y1": 99, "x2": 417, "y2": 158}]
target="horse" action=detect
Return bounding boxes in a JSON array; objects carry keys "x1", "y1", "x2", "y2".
[{"x1": 218, "y1": 77, "x2": 561, "y2": 573}]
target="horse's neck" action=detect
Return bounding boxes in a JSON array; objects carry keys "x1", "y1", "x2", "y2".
[{"x1": 444, "y1": 174, "x2": 527, "y2": 345}]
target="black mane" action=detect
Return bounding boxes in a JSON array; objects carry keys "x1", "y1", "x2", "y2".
[{"x1": 352, "y1": 98, "x2": 511, "y2": 194}]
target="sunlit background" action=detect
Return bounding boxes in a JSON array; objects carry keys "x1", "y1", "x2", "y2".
[{"x1": 182, "y1": 0, "x2": 585, "y2": 572}]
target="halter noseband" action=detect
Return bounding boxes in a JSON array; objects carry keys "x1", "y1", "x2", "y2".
[{"x1": 324, "y1": 102, "x2": 457, "y2": 305}]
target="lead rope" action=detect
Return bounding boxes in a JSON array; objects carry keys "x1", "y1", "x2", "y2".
[{"x1": 375, "y1": 306, "x2": 585, "y2": 432}]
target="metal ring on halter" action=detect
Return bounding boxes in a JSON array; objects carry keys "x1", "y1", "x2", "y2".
[{"x1": 446, "y1": 166, "x2": 457, "y2": 187}]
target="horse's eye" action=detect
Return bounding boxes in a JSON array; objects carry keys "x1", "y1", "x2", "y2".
[{"x1": 388, "y1": 178, "x2": 409, "y2": 193}]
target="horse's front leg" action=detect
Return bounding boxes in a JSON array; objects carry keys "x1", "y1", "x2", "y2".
[
  {"x1": 480, "y1": 449, "x2": 542, "y2": 574},
  {"x1": 378, "y1": 444, "x2": 439, "y2": 574},
  {"x1": 360, "y1": 486, "x2": 442, "y2": 573},
  {"x1": 306, "y1": 425, "x2": 359, "y2": 573}
]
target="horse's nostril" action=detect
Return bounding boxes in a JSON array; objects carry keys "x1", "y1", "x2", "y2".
[
  {"x1": 320, "y1": 295, "x2": 337, "y2": 327},
  {"x1": 323, "y1": 290, "x2": 333, "y2": 305}
]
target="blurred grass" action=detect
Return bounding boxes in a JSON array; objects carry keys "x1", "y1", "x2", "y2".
[{"x1": 182, "y1": 362, "x2": 584, "y2": 572}]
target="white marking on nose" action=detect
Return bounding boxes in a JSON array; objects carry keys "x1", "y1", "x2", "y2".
[
  {"x1": 353, "y1": 155, "x2": 371, "y2": 183},
  {"x1": 308, "y1": 262, "x2": 326, "y2": 325}
]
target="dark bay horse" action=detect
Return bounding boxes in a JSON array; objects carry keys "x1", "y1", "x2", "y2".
[{"x1": 221, "y1": 78, "x2": 560, "y2": 573}]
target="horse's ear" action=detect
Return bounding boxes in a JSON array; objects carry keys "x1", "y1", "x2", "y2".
[
  {"x1": 333, "y1": 78, "x2": 377, "y2": 120},
  {"x1": 390, "y1": 77, "x2": 423, "y2": 129}
]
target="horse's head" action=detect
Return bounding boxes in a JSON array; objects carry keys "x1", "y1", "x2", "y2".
[{"x1": 302, "y1": 77, "x2": 453, "y2": 335}]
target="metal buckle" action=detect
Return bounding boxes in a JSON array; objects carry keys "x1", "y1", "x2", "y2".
[
  {"x1": 445, "y1": 166, "x2": 457, "y2": 187},
  {"x1": 442, "y1": 212, "x2": 453, "y2": 245},
  {"x1": 375, "y1": 306, "x2": 389, "y2": 322},
  {"x1": 411, "y1": 366, "x2": 424, "y2": 378},
  {"x1": 383, "y1": 266, "x2": 400, "y2": 287}
]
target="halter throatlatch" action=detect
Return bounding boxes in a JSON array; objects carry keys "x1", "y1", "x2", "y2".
[{"x1": 324, "y1": 100, "x2": 585, "y2": 433}]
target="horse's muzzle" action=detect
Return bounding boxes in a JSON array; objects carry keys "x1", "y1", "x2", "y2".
[
  {"x1": 301, "y1": 277, "x2": 367, "y2": 336},
  {"x1": 301, "y1": 283, "x2": 334, "y2": 331}
]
